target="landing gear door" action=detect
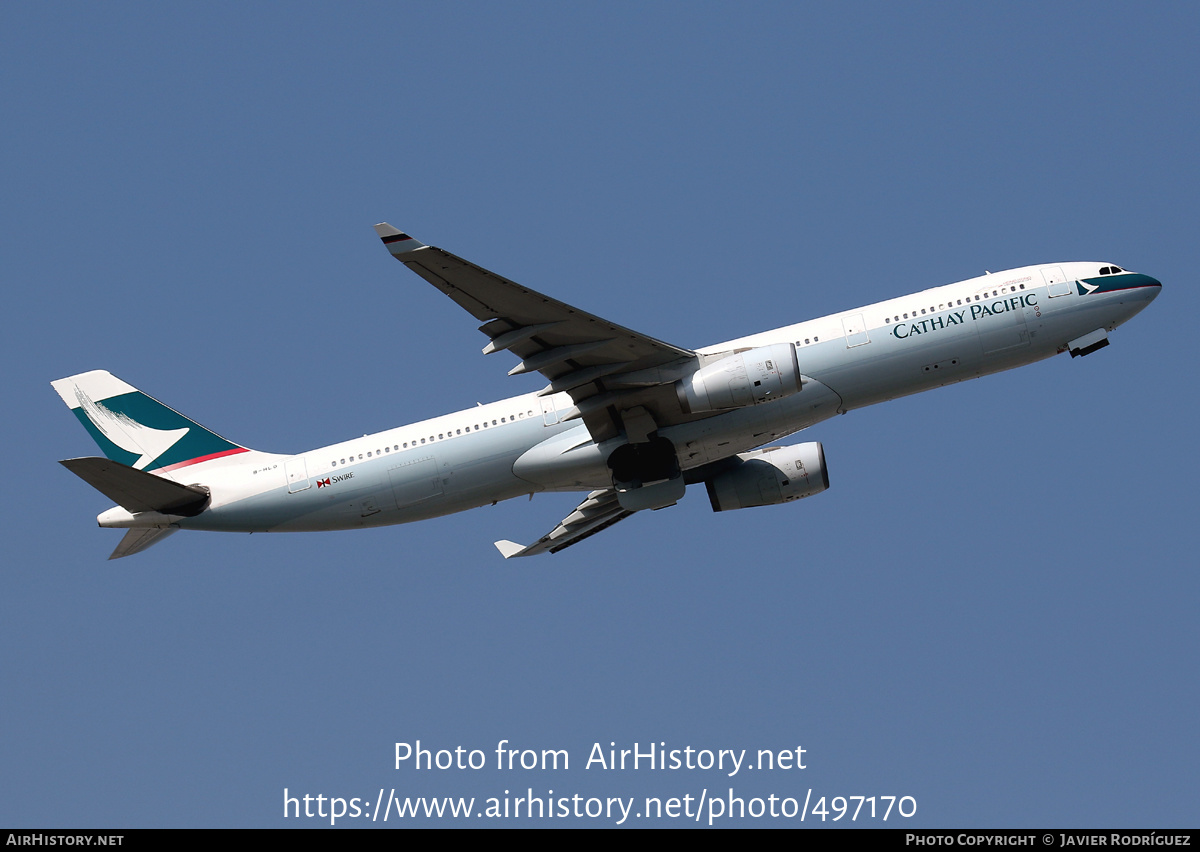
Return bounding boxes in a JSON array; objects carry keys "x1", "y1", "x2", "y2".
[
  {"x1": 1042, "y1": 266, "x2": 1073, "y2": 298},
  {"x1": 389, "y1": 457, "x2": 444, "y2": 509}
]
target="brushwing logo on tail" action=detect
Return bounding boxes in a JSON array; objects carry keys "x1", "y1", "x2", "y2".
[{"x1": 73, "y1": 387, "x2": 189, "y2": 471}]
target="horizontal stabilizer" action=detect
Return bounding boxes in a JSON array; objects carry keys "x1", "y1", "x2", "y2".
[
  {"x1": 59, "y1": 457, "x2": 209, "y2": 516},
  {"x1": 109, "y1": 527, "x2": 178, "y2": 560}
]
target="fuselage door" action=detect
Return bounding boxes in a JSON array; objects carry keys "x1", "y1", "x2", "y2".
[
  {"x1": 1042, "y1": 266, "x2": 1073, "y2": 298},
  {"x1": 540, "y1": 396, "x2": 560, "y2": 426},
  {"x1": 842, "y1": 313, "x2": 870, "y2": 347},
  {"x1": 285, "y1": 457, "x2": 310, "y2": 493}
]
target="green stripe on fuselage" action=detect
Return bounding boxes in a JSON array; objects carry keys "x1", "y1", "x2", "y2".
[{"x1": 1078, "y1": 273, "x2": 1160, "y2": 295}]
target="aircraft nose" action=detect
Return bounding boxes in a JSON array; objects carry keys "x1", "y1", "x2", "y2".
[
  {"x1": 1139, "y1": 274, "x2": 1162, "y2": 303},
  {"x1": 1125, "y1": 272, "x2": 1162, "y2": 300},
  {"x1": 1120, "y1": 273, "x2": 1161, "y2": 319}
]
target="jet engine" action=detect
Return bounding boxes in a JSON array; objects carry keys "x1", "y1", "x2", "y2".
[
  {"x1": 676, "y1": 342, "x2": 801, "y2": 414},
  {"x1": 705, "y1": 442, "x2": 829, "y2": 512}
]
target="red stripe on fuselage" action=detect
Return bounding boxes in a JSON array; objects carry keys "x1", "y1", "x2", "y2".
[{"x1": 158, "y1": 447, "x2": 249, "y2": 472}]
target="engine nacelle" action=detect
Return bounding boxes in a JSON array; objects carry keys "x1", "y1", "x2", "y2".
[
  {"x1": 676, "y1": 342, "x2": 801, "y2": 414},
  {"x1": 705, "y1": 442, "x2": 829, "y2": 512}
]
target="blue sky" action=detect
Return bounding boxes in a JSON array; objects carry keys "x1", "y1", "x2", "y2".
[{"x1": 3, "y1": 3, "x2": 1197, "y2": 827}]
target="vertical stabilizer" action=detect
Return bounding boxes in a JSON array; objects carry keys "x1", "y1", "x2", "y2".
[{"x1": 52, "y1": 371, "x2": 250, "y2": 473}]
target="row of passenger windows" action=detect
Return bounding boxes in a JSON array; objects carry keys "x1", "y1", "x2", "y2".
[
  {"x1": 883, "y1": 283, "x2": 1027, "y2": 324},
  {"x1": 331, "y1": 408, "x2": 537, "y2": 467},
  {"x1": 794, "y1": 335, "x2": 821, "y2": 346}
]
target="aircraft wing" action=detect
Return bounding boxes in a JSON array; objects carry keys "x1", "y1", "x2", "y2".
[
  {"x1": 493, "y1": 489, "x2": 634, "y2": 558},
  {"x1": 375, "y1": 224, "x2": 699, "y2": 443}
]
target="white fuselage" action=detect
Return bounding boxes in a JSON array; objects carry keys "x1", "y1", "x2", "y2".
[{"x1": 119, "y1": 261, "x2": 1158, "y2": 535}]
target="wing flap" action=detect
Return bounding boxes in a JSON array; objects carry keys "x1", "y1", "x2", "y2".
[{"x1": 493, "y1": 489, "x2": 635, "y2": 558}]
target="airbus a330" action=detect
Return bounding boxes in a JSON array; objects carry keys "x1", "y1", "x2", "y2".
[{"x1": 54, "y1": 225, "x2": 1160, "y2": 559}]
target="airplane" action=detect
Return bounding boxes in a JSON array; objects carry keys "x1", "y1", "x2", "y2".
[{"x1": 53, "y1": 224, "x2": 1161, "y2": 559}]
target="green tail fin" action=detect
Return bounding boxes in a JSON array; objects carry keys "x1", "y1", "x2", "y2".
[{"x1": 52, "y1": 370, "x2": 249, "y2": 473}]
